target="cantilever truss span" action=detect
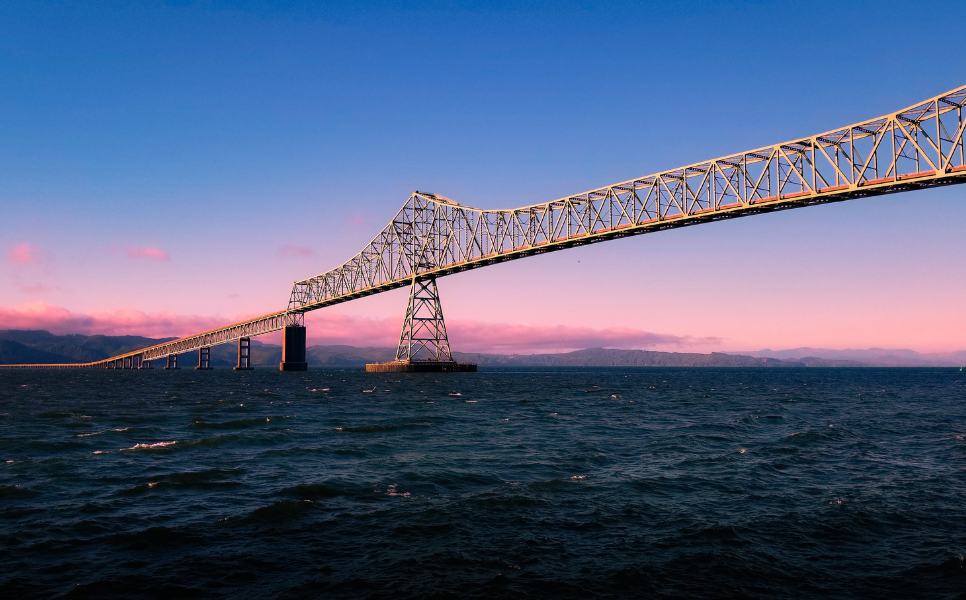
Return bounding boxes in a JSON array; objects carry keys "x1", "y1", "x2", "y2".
[{"x1": 14, "y1": 84, "x2": 966, "y2": 369}]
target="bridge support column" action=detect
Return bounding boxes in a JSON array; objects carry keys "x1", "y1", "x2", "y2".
[
  {"x1": 165, "y1": 355, "x2": 179, "y2": 370},
  {"x1": 124, "y1": 356, "x2": 132, "y2": 369},
  {"x1": 235, "y1": 337, "x2": 254, "y2": 370},
  {"x1": 196, "y1": 347, "x2": 213, "y2": 370},
  {"x1": 366, "y1": 276, "x2": 476, "y2": 373},
  {"x1": 279, "y1": 326, "x2": 307, "y2": 371}
]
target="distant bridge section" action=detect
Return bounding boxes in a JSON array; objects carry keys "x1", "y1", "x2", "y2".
[{"x1": 6, "y1": 84, "x2": 965, "y2": 369}]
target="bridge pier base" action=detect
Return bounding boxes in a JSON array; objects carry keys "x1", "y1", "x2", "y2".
[
  {"x1": 279, "y1": 326, "x2": 308, "y2": 371},
  {"x1": 164, "y1": 355, "x2": 179, "y2": 370},
  {"x1": 235, "y1": 337, "x2": 254, "y2": 370},
  {"x1": 195, "y1": 347, "x2": 213, "y2": 370}
]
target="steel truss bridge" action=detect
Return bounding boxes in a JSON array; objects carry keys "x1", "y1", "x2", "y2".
[{"x1": 8, "y1": 84, "x2": 966, "y2": 369}]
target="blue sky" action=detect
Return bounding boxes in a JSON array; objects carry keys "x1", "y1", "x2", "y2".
[{"x1": 2, "y1": 0, "x2": 965, "y2": 352}]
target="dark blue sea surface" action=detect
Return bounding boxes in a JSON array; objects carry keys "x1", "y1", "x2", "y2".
[{"x1": 1, "y1": 368, "x2": 965, "y2": 598}]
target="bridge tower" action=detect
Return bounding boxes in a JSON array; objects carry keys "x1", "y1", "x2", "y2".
[{"x1": 367, "y1": 276, "x2": 476, "y2": 373}]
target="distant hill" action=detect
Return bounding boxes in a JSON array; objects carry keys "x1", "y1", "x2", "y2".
[
  {"x1": 0, "y1": 339, "x2": 75, "y2": 365},
  {"x1": 0, "y1": 330, "x2": 175, "y2": 364},
  {"x1": 0, "y1": 330, "x2": 871, "y2": 368},
  {"x1": 451, "y1": 348, "x2": 866, "y2": 368},
  {"x1": 744, "y1": 347, "x2": 966, "y2": 367}
]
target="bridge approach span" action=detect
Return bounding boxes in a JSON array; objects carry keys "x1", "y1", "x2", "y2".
[{"x1": 15, "y1": 83, "x2": 966, "y2": 368}]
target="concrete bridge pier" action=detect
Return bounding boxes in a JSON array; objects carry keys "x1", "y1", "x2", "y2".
[
  {"x1": 196, "y1": 347, "x2": 213, "y2": 370},
  {"x1": 234, "y1": 337, "x2": 254, "y2": 370},
  {"x1": 164, "y1": 355, "x2": 179, "y2": 370},
  {"x1": 279, "y1": 326, "x2": 307, "y2": 371}
]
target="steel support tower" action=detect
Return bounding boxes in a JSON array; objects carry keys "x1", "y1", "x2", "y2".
[{"x1": 367, "y1": 277, "x2": 477, "y2": 372}]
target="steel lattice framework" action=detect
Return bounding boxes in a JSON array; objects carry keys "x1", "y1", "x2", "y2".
[
  {"x1": 394, "y1": 277, "x2": 454, "y2": 362},
  {"x1": 9, "y1": 84, "x2": 965, "y2": 369}
]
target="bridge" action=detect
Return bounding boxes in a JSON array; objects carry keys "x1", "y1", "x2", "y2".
[{"x1": 6, "y1": 84, "x2": 966, "y2": 370}]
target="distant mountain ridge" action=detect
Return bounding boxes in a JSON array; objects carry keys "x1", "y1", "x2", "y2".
[
  {"x1": 0, "y1": 330, "x2": 176, "y2": 364},
  {"x1": 0, "y1": 329, "x2": 879, "y2": 368},
  {"x1": 745, "y1": 347, "x2": 966, "y2": 367}
]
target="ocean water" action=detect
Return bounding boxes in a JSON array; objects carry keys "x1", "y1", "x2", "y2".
[{"x1": 1, "y1": 367, "x2": 965, "y2": 599}]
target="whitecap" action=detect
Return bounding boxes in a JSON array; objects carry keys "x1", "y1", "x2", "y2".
[{"x1": 124, "y1": 441, "x2": 177, "y2": 451}]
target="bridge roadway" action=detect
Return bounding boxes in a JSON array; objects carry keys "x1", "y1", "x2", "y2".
[{"x1": 8, "y1": 83, "x2": 966, "y2": 369}]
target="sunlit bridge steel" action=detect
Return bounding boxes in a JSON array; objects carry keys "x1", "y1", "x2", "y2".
[{"x1": 8, "y1": 84, "x2": 966, "y2": 370}]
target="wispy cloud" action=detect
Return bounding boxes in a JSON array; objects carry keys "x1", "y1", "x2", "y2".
[
  {"x1": 8, "y1": 243, "x2": 38, "y2": 264},
  {"x1": 278, "y1": 245, "x2": 316, "y2": 259},
  {"x1": 120, "y1": 247, "x2": 169, "y2": 261},
  {"x1": 347, "y1": 215, "x2": 366, "y2": 228},
  {"x1": 18, "y1": 282, "x2": 55, "y2": 294}
]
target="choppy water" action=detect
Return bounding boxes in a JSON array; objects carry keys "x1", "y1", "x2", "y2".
[{"x1": 1, "y1": 368, "x2": 965, "y2": 598}]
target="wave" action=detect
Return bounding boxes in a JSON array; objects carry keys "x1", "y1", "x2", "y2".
[
  {"x1": 178, "y1": 435, "x2": 241, "y2": 449},
  {"x1": 0, "y1": 484, "x2": 40, "y2": 499},
  {"x1": 190, "y1": 416, "x2": 286, "y2": 429},
  {"x1": 118, "y1": 468, "x2": 245, "y2": 495},
  {"x1": 336, "y1": 421, "x2": 431, "y2": 434},
  {"x1": 246, "y1": 499, "x2": 316, "y2": 523},
  {"x1": 110, "y1": 525, "x2": 200, "y2": 550},
  {"x1": 76, "y1": 427, "x2": 131, "y2": 438},
  {"x1": 123, "y1": 441, "x2": 177, "y2": 451},
  {"x1": 37, "y1": 411, "x2": 91, "y2": 419}
]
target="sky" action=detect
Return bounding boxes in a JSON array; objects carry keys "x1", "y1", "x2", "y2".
[{"x1": 1, "y1": 0, "x2": 965, "y2": 354}]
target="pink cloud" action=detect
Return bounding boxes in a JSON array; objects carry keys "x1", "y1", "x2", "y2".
[
  {"x1": 9, "y1": 243, "x2": 38, "y2": 264},
  {"x1": 448, "y1": 322, "x2": 721, "y2": 353},
  {"x1": 122, "y1": 247, "x2": 169, "y2": 261},
  {"x1": 0, "y1": 303, "x2": 228, "y2": 338},
  {"x1": 303, "y1": 312, "x2": 720, "y2": 353},
  {"x1": 0, "y1": 302, "x2": 720, "y2": 353},
  {"x1": 279, "y1": 245, "x2": 316, "y2": 259},
  {"x1": 347, "y1": 215, "x2": 366, "y2": 228}
]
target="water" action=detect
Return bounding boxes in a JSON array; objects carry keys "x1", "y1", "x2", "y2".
[{"x1": 1, "y1": 368, "x2": 965, "y2": 599}]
